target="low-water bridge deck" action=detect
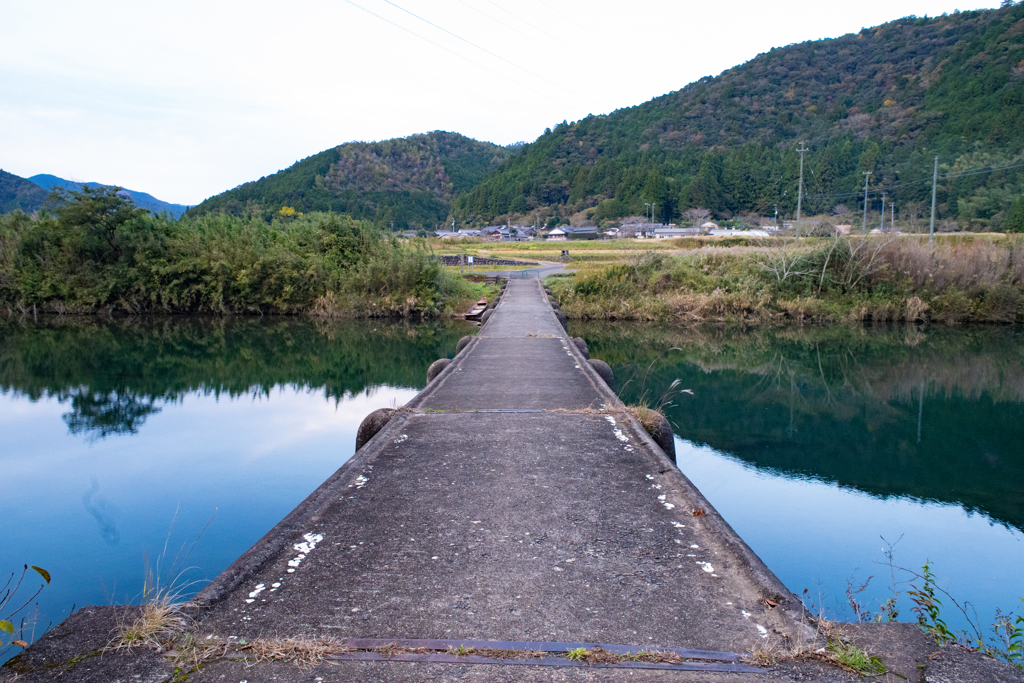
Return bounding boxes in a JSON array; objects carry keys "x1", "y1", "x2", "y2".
[
  {"x1": 6, "y1": 279, "x2": 822, "y2": 682},
  {"x1": 187, "y1": 278, "x2": 804, "y2": 680}
]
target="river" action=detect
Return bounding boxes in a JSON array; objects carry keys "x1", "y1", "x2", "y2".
[{"x1": 1, "y1": 317, "x2": 1021, "y2": 663}]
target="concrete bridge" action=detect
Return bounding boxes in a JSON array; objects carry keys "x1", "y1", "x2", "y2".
[{"x1": 12, "y1": 279, "x2": 928, "y2": 682}]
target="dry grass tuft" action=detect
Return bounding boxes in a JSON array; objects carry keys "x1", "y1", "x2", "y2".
[
  {"x1": 245, "y1": 636, "x2": 346, "y2": 667},
  {"x1": 110, "y1": 595, "x2": 190, "y2": 652}
]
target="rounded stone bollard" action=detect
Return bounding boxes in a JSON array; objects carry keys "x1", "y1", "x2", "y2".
[
  {"x1": 643, "y1": 410, "x2": 676, "y2": 459},
  {"x1": 355, "y1": 408, "x2": 397, "y2": 451},
  {"x1": 555, "y1": 310, "x2": 568, "y2": 331},
  {"x1": 455, "y1": 335, "x2": 473, "y2": 355},
  {"x1": 573, "y1": 337, "x2": 590, "y2": 359},
  {"x1": 481, "y1": 309, "x2": 493, "y2": 324},
  {"x1": 427, "y1": 358, "x2": 451, "y2": 383},
  {"x1": 588, "y1": 359, "x2": 614, "y2": 390}
]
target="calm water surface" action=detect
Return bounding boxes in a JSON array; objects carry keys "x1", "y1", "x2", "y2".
[
  {"x1": 0, "y1": 317, "x2": 472, "y2": 662},
  {"x1": 574, "y1": 321, "x2": 1024, "y2": 636},
  {"x1": 1, "y1": 318, "x2": 1022, "y2": 663}
]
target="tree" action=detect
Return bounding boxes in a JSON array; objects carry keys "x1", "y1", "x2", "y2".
[
  {"x1": 51, "y1": 185, "x2": 148, "y2": 263},
  {"x1": 1005, "y1": 196, "x2": 1024, "y2": 233},
  {"x1": 684, "y1": 208, "x2": 711, "y2": 229}
]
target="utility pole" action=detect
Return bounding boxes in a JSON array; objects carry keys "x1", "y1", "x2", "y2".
[
  {"x1": 929, "y1": 156, "x2": 938, "y2": 247},
  {"x1": 774, "y1": 204, "x2": 778, "y2": 230},
  {"x1": 862, "y1": 171, "x2": 872, "y2": 235},
  {"x1": 796, "y1": 142, "x2": 808, "y2": 240},
  {"x1": 880, "y1": 193, "x2": 886, "y2": 233},
  {"x1": 891, "y1": 202, "x2": 895, "y2": 233}
]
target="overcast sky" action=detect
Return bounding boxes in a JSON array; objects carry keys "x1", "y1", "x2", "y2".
[{"x1": 0, "y1": 0, "x2": 997, "y2": 205}]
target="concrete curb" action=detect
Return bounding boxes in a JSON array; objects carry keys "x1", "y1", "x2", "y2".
[
  {"x1": 194, "y1": 408, "x2": 416, "y2": 607},
  {"x1": 562, "y1": 300, "x2": 802, "y2": 616}
]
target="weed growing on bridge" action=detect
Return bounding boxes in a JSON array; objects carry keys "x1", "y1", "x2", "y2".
[
  {"x1": 110, "y1": 506, "x2": 215, "y2": 652},
  {"x1": 824, "y1": 538, "x2": 1024, "y2": 669}
]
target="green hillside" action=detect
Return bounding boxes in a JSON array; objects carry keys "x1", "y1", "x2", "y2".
[
  {"x1": 189, "y1": 131, "x2": 511, "y2": 229},
  {"x1": 0, "y1": 170, "x2": 48, "y2": 214},
  {"x1": 454, "y1": 5, "x2": 1024, "y2": 230}
]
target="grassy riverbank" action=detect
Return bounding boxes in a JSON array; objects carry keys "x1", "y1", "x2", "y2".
[
  {"x1": 0, "y1": 187, "x2": 477, "y2": 317},
  {"x1": 546, "y1": 235, "x2": 1024, "y2": 324}
]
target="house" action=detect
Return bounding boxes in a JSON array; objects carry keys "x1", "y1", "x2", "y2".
[
  {"x1": 654, "y1": 227, "x2": 697, "y2": 239},
  {"x1": 566, "y1": 226, "x2": 599, "y2": 240},
  {"x1": 700, "y1": 222, "x2": 719, "y2": 230},
  {"x1": 546, "y1": 228, "x2": 568, "y2": 241}
]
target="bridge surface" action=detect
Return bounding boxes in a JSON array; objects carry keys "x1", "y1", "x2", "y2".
[{"x1": 178, "y1": 278, "x2": 805, "y2": 680}]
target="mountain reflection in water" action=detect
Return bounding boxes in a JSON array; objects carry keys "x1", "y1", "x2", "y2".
[{"x1": 574, "y1": 322, "x2": 1024, "y2": 533}]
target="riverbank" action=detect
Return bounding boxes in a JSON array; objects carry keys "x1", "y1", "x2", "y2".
[
  {"x1": 0, "y1": 192, "x2": 481, "y2": 318},
  {"x1": 544, "y1": 235, "x2": 1024, "y2": 324}
]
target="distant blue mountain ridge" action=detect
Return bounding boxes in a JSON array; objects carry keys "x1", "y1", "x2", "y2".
[{"x1": 28, "y1": 174, "x2": 190, "y2": 219}]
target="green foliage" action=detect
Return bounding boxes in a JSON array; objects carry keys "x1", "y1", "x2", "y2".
[
  {"x1": 454, "y1": 5, "x2": 1024, "y2": 230},
  {"x1": 825, "y1": 639, "x2": 887, "y2": 674},
  {"x1": 1005, "y1": 196, "x2": 1024, "y2": 233},
  {"x1": 1, "y1": 564, "x2": 50, "y2": 655},
  {"x1": 189, "y1": 131, "x2": 511, "y2": 230},
  {"x1": 552, "y1": 236, "x2": 1024, "y2": 324},
  {"x1": 907, "y1": 562, "x2": 1023, "y2": 668},
  {"x1": 0, "y1": 193, "x2": 472, "y2": 316},
  {"x1": 908, "y1": 561, "x2": 957, "y2": 645}
]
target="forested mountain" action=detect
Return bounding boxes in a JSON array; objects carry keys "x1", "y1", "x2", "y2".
[
  {"x1": 28, "y1": 174, "x2": 190, "y2": 218},
  {"x1": 188, "y1": 131, "x2": 511, "y2": 229},
  {"x1": 454, "y1": 4, "x2": 1024, "y2": 230},
  {"x1": 0, "y1": 170, "x2": 48, "y2": 214}
]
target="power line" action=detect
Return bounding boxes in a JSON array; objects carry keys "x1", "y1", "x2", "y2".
[
  {"x1": 941, "y1": 161, "x2": 1024, "y2": 179},
  {"x1": 341, "y1": 0, "x2": 577, "y2": 110},
  {"x1": 524, "y1": 0, "x2": 641, "y2": 92},
  {"x1": 454, "y1": 0, "x2": 637, "y2": 97},
  {"x1": 377, "y1": 0, "x2": 601, "y2": 108}
]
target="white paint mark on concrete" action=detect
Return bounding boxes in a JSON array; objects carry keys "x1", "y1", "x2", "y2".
[{"x1": 286, "y1": 532, "x2": 324, "y2": 574}]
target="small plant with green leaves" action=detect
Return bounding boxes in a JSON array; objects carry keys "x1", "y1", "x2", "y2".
[
  {"x1": 826, "y1": 639, "x2": 887, "y2": 675},
  {"x1": 0, "y1": 564, "x2": 50, "y2": 656},
  {"x1": 907, "y1": 561, "x2": 956, "y2": 646},
  {"x1": 565, "y1": 647, "x2": 590, "y2": 661}
]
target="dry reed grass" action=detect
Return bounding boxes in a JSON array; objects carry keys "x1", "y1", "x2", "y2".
[
  {"x1": 109, "y1": 596, "x2": 190, "y2": 652},
  {"x1": 245, "y1": 636, "x2": 345, "y2": 666}
]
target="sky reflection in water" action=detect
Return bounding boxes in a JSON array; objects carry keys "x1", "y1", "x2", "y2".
[
  {"x1": 0, "y1": 384, "x2": 417, "y2": 652},
  {"x1": 679, "y1": 438, "x2": 1024, "y2": 629},
  {"x1": 2, "y1": 318, "x2": 1023, "y2": 661}
]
